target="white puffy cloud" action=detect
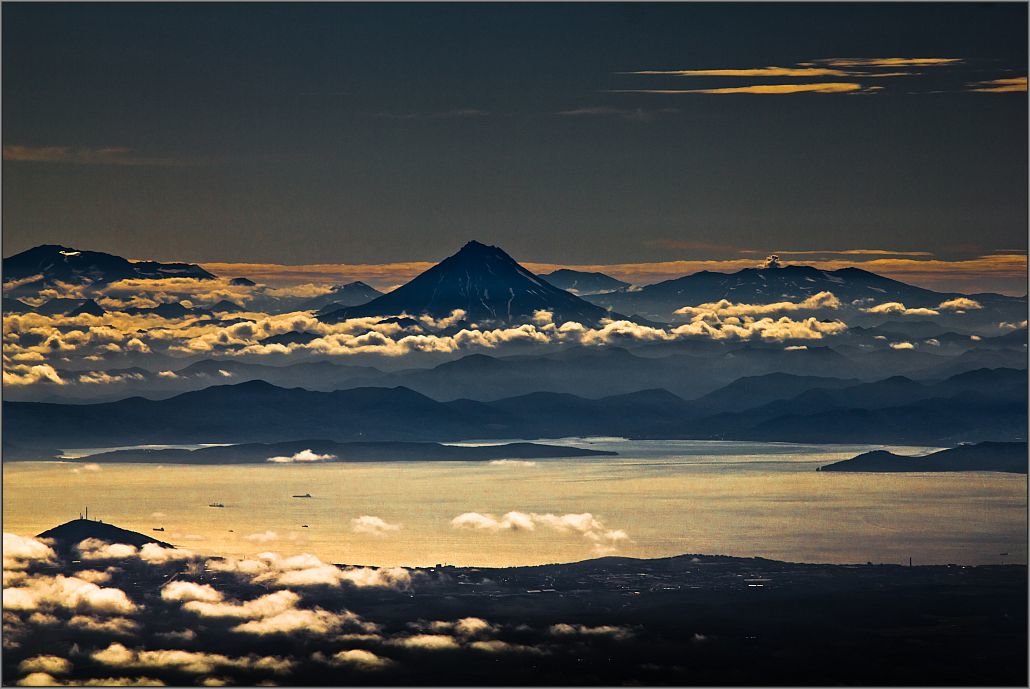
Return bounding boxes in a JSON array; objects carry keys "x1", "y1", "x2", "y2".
[
  {"x1": 204, "y1": 552, "x2": 413, "y2": 590},
  {"x1": 350, "y1": 516, "x2": 402, "y2": 536},
  {"x1": 548, "y1": 623, "x2": 633, "y2": 640},
  {"x1": 450, "y1": 511, "x2": 630, "y2": 554},
  {"x1": 4, "y1": 294, "x2": 856, "y2": 383},
  {"x1": 174, "y1": 588, "x2": 372, "y2": 638},
  {"x1": 18, "y1": 673, "x2": 166, "y2": 686},
  {"x1": 182, "y1": 590, "x2": 301, "y2": 620},
  {"x1": 426, "y1": 617, "x2": 497, "y2": 638},
  {"x1": 16, "y1": 673, "x2": 63, "y2": 686},
  {"x1": 232, "y1": 608, "x2": 358, "y2": 636},
  {"x1": 138, "y1": 544, "x2": 193, "y2": 564},
  {"x1": 937, "y1": 297, "x2": 983, "y2": 311},
  {"x1": 266, "y1": 449, "x2": 336, "y2": 464},
  {"x1": 160, "y1": 581, "x2": 223, "y2": 603},
  {"x1": 890, "y1": 341, "x2": 915, "y2": 350},
  {"x1": 77, "y1": 372, "x2": 145, "y2": 385},
  {"x1": 862, "y1": 302, "x2": 940, "y2": 317},
  {"x1": 67, "y1": 615, "x2": 140, "y2": 635},
  {"x1": 3, "y1": 364, "x2": 66, "y2": 386},
  {"x1": 91, "y1": 643, "x2": 293, "y2": 676},
  {"x1": 70, "y1": 570, "x2": 112, "y2": 585},
  {"x1": 19, "y1": 655, "x2": 72, "y2": 675},
  {"x1": 3, "y1": 533, "x2": 56, "y2": 570},
  {"x1": 418, "y1": 309, "x2": 468, "y2": 329},
  {"x1": 2, "y1": 574, "x2": 137, "y2": 614},
  {"x1": 389, "y1": 634, "x2": 461, "y2": 650},
  {"x1": 324, "y1": 649, "x2": 393, "y2": 670},
  {"x1": 675, "y1": 291, "x2": 842, "y2": 319},
  {"x1": 77, "y1": 539, "x2": 138, "y2": 561},
  {"x1": 469, "y1": 639, "x2": 546, "y2": 654},
  {"x1": 669, "y1": 315, "x2": 847, "y2": 342}
]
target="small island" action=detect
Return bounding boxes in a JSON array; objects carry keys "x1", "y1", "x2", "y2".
[{"x1": 819, "y1": 441, "x2": 1027, "y2": 474}]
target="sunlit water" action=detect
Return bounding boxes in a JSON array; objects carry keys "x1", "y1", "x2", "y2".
[{"x1": 4, "y1": 439, "x2": 1026, "y2": 567}]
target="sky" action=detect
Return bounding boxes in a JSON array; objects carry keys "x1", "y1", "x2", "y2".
[{"x1": 2, "y1": 3, "x2": 1027, "y2": 292}]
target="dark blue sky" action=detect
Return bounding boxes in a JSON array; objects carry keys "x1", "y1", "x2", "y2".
[{"x1": 3, "y1": 3, "x2": 1026, "y2": 265}]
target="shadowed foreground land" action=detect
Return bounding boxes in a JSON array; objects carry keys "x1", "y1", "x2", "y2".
[{"x1": 4, "y1": 546, "x2": 1026, "y2": 686}]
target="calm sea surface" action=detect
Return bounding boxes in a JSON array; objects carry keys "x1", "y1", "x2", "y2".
[{"x1": 5, "y1": 439, "x2": 1026, "y2": 567}]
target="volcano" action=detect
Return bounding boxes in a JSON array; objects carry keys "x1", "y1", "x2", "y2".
[{"x1": 319, "y1": 241, "x2": 619, "y2": 326}]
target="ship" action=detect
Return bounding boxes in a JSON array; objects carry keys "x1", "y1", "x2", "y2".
[
  {"x1": 152, "y1": 527, "x2": 165, "y2": 532},
  {"x1": 208, "y1": 503, "x2": 225, "y2": 508},
  {"x1": 292, "y1": 493, "x2": 312, "y2": 498}
]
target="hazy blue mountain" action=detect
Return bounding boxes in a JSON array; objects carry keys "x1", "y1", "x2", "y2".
[
  {"x1": 540, "y1": 269, "x2": 629, "y2": 294},
  {"x1": 691, "y1": 372, "x2": 862, "y2": 413},
  {"x1": 738, "y1": 394, "x2": 1026, "y2": 445},
  {"x1": 6, "y1": 368, "x2": 1023, "y2": 449},
  {"x1": 3, "y1": 381, "x2": 500, "y2": 446},
  {"x1": 697, "y1": 368, "x2": 1027, "y2": 438},
  {"x1": 301, "y1": 281, "x2": 383, "y2": 311},
  {"x1": 320, "y1": 241, "x2": 619, "y2": 326},
  {"x1": 911, "y1": 348, "x2": 1028, "y2": 380},
  {"x1": 819, "y1": 441, "x2": 1027, "y2": 473}
]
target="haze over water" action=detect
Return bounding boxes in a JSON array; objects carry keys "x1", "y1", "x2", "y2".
[{"x1": 6, "y1": 439, "x2": 1025, "y2": 567}]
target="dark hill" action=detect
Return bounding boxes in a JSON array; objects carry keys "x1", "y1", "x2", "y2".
[
  {"x1": 819, "y1": 442, "x2": 1027, "y2": 473},
  {"x1": 37, "y1": 518, "x2": 173, "y2": 550},
  {"x1": 2, "y1": 244, "x2": 214, "y2": 295}
]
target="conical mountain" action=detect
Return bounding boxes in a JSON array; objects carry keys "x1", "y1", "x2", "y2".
[{"x1": 319, "y1": 241, "x2": 618, "y2": 326}]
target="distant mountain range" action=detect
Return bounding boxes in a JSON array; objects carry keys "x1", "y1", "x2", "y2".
[
  {"x1": 320, "y1": 241, "x2": 623, "y2": 326},
  {"x1": 819, "y1": 441, "x2": 1027, "y2": 473},
  {"x1": 540, "y1": 269, "x2": 629, "y2": 294},
  {"x1": 4, "y1": 241, "x2": 1024, "y2": 329},
  {"x1": 2, "y1": 244, "x2": 214, "y2": 295},
  {"x1": 583, "y1": 263, "x2": 1025, "y2": 322},
  {"x1": 6, "y1": 367, "x2": 1024, "y2": 452}
]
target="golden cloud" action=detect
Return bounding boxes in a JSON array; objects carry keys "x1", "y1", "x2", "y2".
[
  {"x1": 813, "y1": 58, "x2": 962, "y2": 67},
  {"x1": 2, "y1": 146, "x2": 184, "y2": 167},
  {"x1": 609, "y1": 83, "x2": 864, "y2": 95},
  {"x1": 622, "y1": 67, "x2": 853, "y2": 77},
  {"x1": 968, "y1": 76, "x2": 1027, "y2": 93}
]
